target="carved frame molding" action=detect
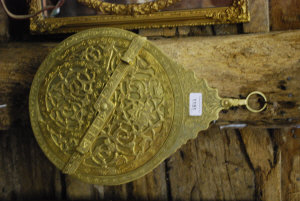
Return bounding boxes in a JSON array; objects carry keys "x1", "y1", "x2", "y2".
[{"x1": 30, "y1": 0, "x2": 249, "y2": 34}]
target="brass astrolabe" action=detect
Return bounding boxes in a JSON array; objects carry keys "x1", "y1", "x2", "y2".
[{"x1": 29, "y1": 28, "x2": 267, "y2": 185}]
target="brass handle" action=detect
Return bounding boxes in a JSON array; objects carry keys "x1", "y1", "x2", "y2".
[{"x1": 221, "y1": 91, "x2": 267, "y2": 113}]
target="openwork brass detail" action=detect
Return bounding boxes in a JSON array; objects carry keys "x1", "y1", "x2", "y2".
[
  {"x1": 205, "y1": 0, "x2": 248, "y2": 23},
  {"x1": 77, "y1": 0, "x2": 179, "y2": 15},
  {"x1": 29, "y1": 28, "x2": 266, "y2": 185},
  {"x1": 62, "y1": 36, "x2": 147, "y2": 174},
  {"x1": 29, "y1": 0, "x2": 249, "y2": 34}
]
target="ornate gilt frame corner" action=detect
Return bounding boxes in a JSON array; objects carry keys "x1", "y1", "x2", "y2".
[{"x1": 29, "y1": 0, "x2": 250, "y2": 34}]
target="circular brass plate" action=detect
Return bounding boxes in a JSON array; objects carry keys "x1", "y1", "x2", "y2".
[{"x1": 29, "y1": 28, "x2": 185, "y2": 185}]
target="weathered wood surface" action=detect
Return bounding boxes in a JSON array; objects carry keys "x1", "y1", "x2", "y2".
[
  {"x1": 0, "y1": 3, "x2": 9, "y2": 42},
  {"x1": 155, "y1": 30, "x2": 300, "y2": 127},
  {"x1": 139, "y1": 27, "x2": 177, "y2": 37},
  {"x1": 273, "y1": 128, "x2": 300, "y2": 201},
  {"x1": 1, "y1": 30, "x2": 300, "y2": 201},
  {"x1": 240, "y1": 128, "x2": 281, "y2": 201},
  {"x1": 189, "y1": 26, "x2": 214, "y2": 36},
  {"x1": 213, "y1": 24, "x2": 238, "y2": 35},
  {"x1": 1, "y1": 126, "x2": 299, "y2": 201},
  {"x1": 0, "y1": 128, "x2": 60, "y2": 200},
  {"x1": 243, "y1": 0, "x2": 269, "y2": 33},
  {"x1": 270, "y1": 0, "x2": 300, "y2": 31},
  {"x1": 1, "y1": 30, "x2": 300, "y2": 130},
  {"x1": 167, "y1": 126, "x2": 255, "y2": 200}
]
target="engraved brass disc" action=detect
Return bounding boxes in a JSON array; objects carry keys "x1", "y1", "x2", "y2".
[
  {"x1": 30, "y1": 28, "x2": 180, "y2": 185},
  {"x1": 30, "y1": 28, "x2": 266, "y2": 185}
]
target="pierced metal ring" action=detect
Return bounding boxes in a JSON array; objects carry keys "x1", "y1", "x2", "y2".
[{"x1": 245, "y1": 91, "x2": 267, "y2": 113}]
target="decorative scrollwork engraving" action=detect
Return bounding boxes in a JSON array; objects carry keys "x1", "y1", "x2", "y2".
[
  {"x1": 205, "y1": 0, "x2": 248, "y2": 23},
  {"x1": 30, "y1": 28, "x2": 262, "y2": 185},
  {"x1": 29, "y1": 0, "x2": 249, "y2": 33},
  {"x1": 77, "y1": 0, "x2": 180, "y2": 15},
  {"x1": 37, "y1": 36, "x2": 174, "y2": 176}
]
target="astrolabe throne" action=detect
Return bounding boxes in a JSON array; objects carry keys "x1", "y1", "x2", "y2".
[{"x1": 29, "y1": 28, "x2": 267, "y2": 185}]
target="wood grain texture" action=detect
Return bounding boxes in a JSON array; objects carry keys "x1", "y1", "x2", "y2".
[
  {"x1": 65, "y1": 176, "x2": 95, "y2": 200},
  {"x1": 1, "y1": 126, "x2": 295, "y2": 201},
  {"x1": 0, "y1": 4, "x2": 9, "y2": 42},
  {"x1": 1, "y1": 31, "x2": 300, "y2": 130},
  {"x1": 102, "y1": 184, "x2": 127, "y2": 200},
  {"x1": 273, "y1": 128, "x2": 300, "y2": 201},
  {"x1": 240, "y1": 128, "x2": 281, "y2": 201},
  {"x1": 243, "y1": 0, "x2": 269, "y2": 33},
  {"x1": 138, "y1": 28, "x2": 177, "y2": 37},
  {"x1": 178, "y1": 26, "x2": 191, "y2": 36},
  {"x1": 153, "y1": 30, "x2": 300, "y2": 127},
  {"x1": 167, "y1": 126, "x2": 255, "y2": 200},
  {"x1": 131, "y1": 163, "x2": 168, "y2": 201},
  {"x1": 213, "y1": 24, "x2": 238, "y2": 35},
  {"x1": 0, "y1": 128, "x2": 61, "y2": 201},
  {"x1": 270, "y1": 0, "x2": 300, "y2": 31},
  {"x1": 0, "y1": 43, "x2": 56, "y2": 130},
  {"x1": 63, "y1": 162, "x2": 168, "y2": 201},
  {"x1": 189, "y1": 26, "x2": 214, "y2": 36}
]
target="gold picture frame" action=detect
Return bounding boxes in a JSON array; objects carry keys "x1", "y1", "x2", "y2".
[{"x1": 30, "y1": 0, "x2": 249, "y2": 34}]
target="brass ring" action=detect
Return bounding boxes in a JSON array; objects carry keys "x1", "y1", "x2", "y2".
[{"x1": 245, "y1": 91, "x2": 267, "y2": 113}]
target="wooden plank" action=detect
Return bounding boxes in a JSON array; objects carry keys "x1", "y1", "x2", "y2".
[
  {"x1": 103, "y1": 184, "x2": 127, "y2": 200},
  {"x1": 1, "y1": 31, "x2": 300, "y2": 130},
  {"x1": 65, "y1": 176, "x2": 95, "y2": 200},
  {"x1": 167, "y1": 126, "x2": 255, "y2": 200},
  {"x1": 131, "y1": 162, "x2": 168, "y2": 201},
  {"x1": 0, "y1": 128, "x2": 61, "y2": 200},
  {"x1": 178, "y1": 26, "x2": 190, "y2": 36},
  {"x1": 240, "y1": 128, "x2": 281, "y2": 201},
  {"x1": 154, "y1": 30, "x2": 300, "y2": 127},
  {"x1": 213, "y1": 24, "x2": 238, "y2": 35},
  {"x1": 0, "y1": 3, "x2": 9, "y2": 42},
  {"x1": 0, "y1": 43, "x2": 55, "y2": 130},
  {"x1": 273, "y1": 128, "x2": 300, "y2": 201},
  {"x1": 243, "y1": 0, "x2": 270, "y2": 33},
  {"x1": 241, "y1": 127, "x2": 300, "y2": 201},
  {"x1": 0, "y1": 124, "x2": 292, "y2": 201},
  {"x1": 189, "y1": 26, "x2": 214, "y2": 36},
  {"x1": 0, "y1": 122, "x2": 167, "y2": 200},
  {"x1": 270, "y1": 0, "x2": 300, "y2": 31},
  {"x1": 63, "y1": 162, "x2": 168, "y2": 200},
  {"x1": 138, "y1": 28, "x2": 177, "y2": 38}
]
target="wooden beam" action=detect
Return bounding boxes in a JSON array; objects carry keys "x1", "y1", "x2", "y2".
[
  {"x1": 0, "y1": 30, "x2": 300, "y2": 130},
  {"x1": 273, "y1": 128, "x2": 300, "y2": 201},
  {"x1": 154, "y1": 30, "x2": 300, "y2": 127},
  {"x1": 270, "y1": 0, "x2": 300, "y2": 31},
  {"x1": 243, "y1": 0, "x2": 270, "y2": 33},
  {"x1": 167, "y1": 126, "x2": 255, "y2": 200},
  {"x1": 240, "y1": 128, "x2": 281, "y2": 201},
  {"x1": 0, "y1": 3, "x2": 9, "y2": 42},
  {"x1": 0, "y1": 128, "x2": 61, "y2": 200}
]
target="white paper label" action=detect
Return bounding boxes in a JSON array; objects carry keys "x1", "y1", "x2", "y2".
[{"x1": 189, "y1": 93, "x2": 202, "y2": 116}]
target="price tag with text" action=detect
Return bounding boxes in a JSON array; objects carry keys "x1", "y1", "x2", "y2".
[{"x1": 189, "y1": 93, "x2": 202, "y2": 116}]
